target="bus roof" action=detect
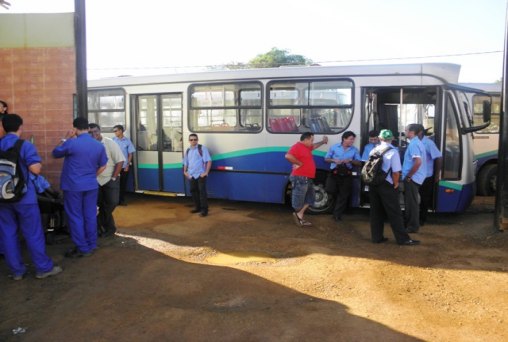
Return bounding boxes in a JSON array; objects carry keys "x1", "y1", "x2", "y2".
[
  {"x1": 459, "y1": 82, "x2": 501, "y2": 94},
  {"x1": 88, "y1": 63, "x2": 462, "y2": 88}
]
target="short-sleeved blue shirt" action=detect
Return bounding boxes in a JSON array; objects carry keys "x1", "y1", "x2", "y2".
[
  {"x1": 0, "y1": 133, "x2": 41, "y2": 205},
  {"x1": 183, "y1": 145, "x2": 212, "y2": 179},
  {"x1": 361, "y1": 143, "x2": 378, "y2": 162},
  {"x1": 402, "y1": 137, "x2": 426, "y2": 185},
  {"x1": 52, "y1": 133, "x2": 108, "y2": 191},
  {"x1": 421, "y1": 136, "x2": 442, "y2": 178},
  {"x1": 113, "y1": 136, "x2": 136, "y2": 168},
  {"x1": 369, "y1": 142, "x2": 401, "y2": 185},
  {"x1": 325, "y1": 143, "x2": 361, "y2": 170}
]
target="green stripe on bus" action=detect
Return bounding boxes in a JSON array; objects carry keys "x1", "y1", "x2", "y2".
[
  {"x1": 439, "y1": 181, "x2": 463, "y2": 191},
  {"x1": 211, "y1": 146, "x2": 326, "y2": 160},
  {"x1": 138, "y1": 146, "x2": 326, "y2": 169},
  {"x1": 138, "y1": 163, "x2": 182, "y2": 169},
  {"x1": 474, "y1": 150, "x2": 497, "y2": 160}
]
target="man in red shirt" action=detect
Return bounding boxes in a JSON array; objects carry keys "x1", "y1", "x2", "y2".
[{"x1": 285, "y1": 132, "x2": 328, "y2": 227}]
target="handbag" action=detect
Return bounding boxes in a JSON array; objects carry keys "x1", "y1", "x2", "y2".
[{"x1": 333, "y1": 164, "x2": 352, "y2": 177}]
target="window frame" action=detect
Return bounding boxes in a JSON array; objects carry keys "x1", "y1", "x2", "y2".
[
  {"x1": 87, "y1": 88, "x2": 126, "y2": 133},
  {"x1": 187, "y1": 81, "x2": 263, "y2": 134},
  {"x1": 472, "y1": 93, "x2": 500, "y2": 134},
  {"x1": 266, "y1": 78, "x2": 354, "y2": 134},
  {"x1": 442, "y1": 92, "x2": 463, "y2": 181}
]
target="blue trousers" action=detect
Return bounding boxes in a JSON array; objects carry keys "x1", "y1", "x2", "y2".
[
  {"x1": 0, "y1": 203, "x2": 54, "y2": 276},
  {"x1": 64, "y1": 189, "x2": 99, "y2": 254}
]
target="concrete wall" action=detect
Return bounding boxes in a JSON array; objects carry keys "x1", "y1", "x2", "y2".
[{"x1": 0, "y1": 13, "x2": 76, "y2": 188}]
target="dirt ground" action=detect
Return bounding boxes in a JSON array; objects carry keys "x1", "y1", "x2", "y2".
[{"x1": 1, "y1": 195, "x2": 507, "y2": 341}]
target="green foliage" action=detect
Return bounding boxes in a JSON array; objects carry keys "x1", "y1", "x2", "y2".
[{"x1": 248, "y1": 48, "x2": 312, "y2": 68}]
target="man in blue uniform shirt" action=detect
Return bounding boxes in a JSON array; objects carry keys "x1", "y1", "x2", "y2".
[
  {"x1": 112, "y1": 124, "x2": 135, "y2": 205},
  {"x1": 368, "y1": 129, "x2": 420, "y2": 246},
  {"x1": 0, "y1": 114, "x2": 62, "y2": 279},
  {"x1": 324, "y1": 131, "x2": 362, "y2": 222},
  {"x1": 417, "y1": 125, "x2": 442, "y2": 226},
  {"x1": 183, "y1": 134, "x2": 212, "y2": 217},
  {"x1": 52, "y1": 117, "x2": 107, "y2": 258},
  {"x1": 361, "y1": 130, "x2": 379, "y2": 162},
  {"x1": 401, "y1": 124, "x2": 426, "y2": 233}
]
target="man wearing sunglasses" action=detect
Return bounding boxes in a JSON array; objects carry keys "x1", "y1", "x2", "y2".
[{"x1": 183, "y1": 134, "x2": 212, "y2": 217}]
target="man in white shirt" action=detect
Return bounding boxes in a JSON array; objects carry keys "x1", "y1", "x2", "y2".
[{"x1": 89, "y1": 123, "x2": 125, "y2": 237}]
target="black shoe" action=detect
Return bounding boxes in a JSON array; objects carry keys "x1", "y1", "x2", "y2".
[
  {"x1": 373, "y1": 237, "x2": 388, "y2": 244},
  {"x1": 333, "y1": 216, "x2": 342, "y2": 222},
  {"x1": 199, "y1": 211, "x2": 208, "y2": 217},
  {"x1": 398, "y1": 239, "x2": 420, "y2": 246},
  {"x1": 190, "y1": 209, "x2": 201, "y2": 214},
  {"x1": 65, "y1": 247, "x2": 93, "y2": 258}
]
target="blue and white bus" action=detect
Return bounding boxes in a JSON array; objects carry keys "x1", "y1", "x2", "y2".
[
  {"x1": 87, "y1": 63, "x2": 491, "y2": 213},
  {"x1": 461, "y1": 82, "x2": 501, "y2": 196}
]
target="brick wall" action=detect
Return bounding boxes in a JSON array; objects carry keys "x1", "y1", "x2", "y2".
[{"x1": 0, "y1": 47, "x2": 76, "y2": 189}]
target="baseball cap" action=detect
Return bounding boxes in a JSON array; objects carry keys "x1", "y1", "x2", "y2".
[{"x1": 378, "y1": 129, "x2": 394, "y2": 140}]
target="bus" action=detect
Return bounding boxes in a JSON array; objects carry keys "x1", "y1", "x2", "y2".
[
  {"x1": 461, "y1": 83, "x2": 501, "y2": 196},
  {"x1": 87, "y1": 63, "x2": 492, "y2": 213}
]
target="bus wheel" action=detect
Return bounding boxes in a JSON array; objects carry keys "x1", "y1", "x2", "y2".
[
  {"x1": 308, "y1": 182, "x2": 334, "y2": 214},
  {"x1": 477, "y1": 164, "x2": 497, "y2": 196}
]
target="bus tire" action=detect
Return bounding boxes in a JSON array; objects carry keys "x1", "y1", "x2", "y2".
[
  {"x1": 477, "y1": 164, "x2": 497, "y2": 196},
  {"x1": 308, "y1": 180, "x2": 335, "y2": 215}
]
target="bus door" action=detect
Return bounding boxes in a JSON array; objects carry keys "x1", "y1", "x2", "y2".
[
  {"x1": 134, "y1": 93, "x2": 185, "y2": 193},
  {"x1": 362, "y1": 87, "x2": 440, "y2": 208}
]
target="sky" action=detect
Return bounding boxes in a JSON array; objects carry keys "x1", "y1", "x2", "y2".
[{"x1": 1, "y1": 0, "x2": 507, "y2": 82}]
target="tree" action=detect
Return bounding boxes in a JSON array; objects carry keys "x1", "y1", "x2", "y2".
[{"x1": 248, "y1": 48, "x2": 312, "y2": 68}]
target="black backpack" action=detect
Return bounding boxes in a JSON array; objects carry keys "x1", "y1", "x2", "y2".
[
  {"x1": 361, "y1": 146, "x2": 392, "y2": 186},
  {"x1": 0, "y1": 139, "x2": 27, "y2": 202}
]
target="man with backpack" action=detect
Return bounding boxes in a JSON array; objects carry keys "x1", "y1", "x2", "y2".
[
  {"x1": 183, "y1": 134, "x2": 212, "y2": 217},
  {"x1": 367, "y1": 129, "x2": 420, "y2": 246},
  {"x1": 0, "y1": 114, "x2": 63, "y2": 279}
]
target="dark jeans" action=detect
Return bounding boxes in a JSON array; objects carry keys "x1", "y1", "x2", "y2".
[
  {"x1": 97, "y1": 178, "x2": 120, "y2": 236},
  {"x1": 369, "y1": 181, "x2": 410, "y2": 244},
  {"x1": 119, "y1": 168, "x2": 130, "y2": 204},
  {"x1": 190, "y1": 176, "x2": 208, "y2": 213},
  {"x1": 419, "y1": 176, "x2": 434, "y2": 224}
]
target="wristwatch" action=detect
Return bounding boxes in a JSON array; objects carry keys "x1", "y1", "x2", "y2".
[{"x1": 60, "y1": 138, "x2": 67, "y2": 143}]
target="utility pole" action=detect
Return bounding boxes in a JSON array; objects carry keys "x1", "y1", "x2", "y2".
[
  {"x1": 74, "y1": 0, "x2": 87, "y2": 119},
  {"x1": 494, "y1": 5, "x2": 508, "y2": 231}
]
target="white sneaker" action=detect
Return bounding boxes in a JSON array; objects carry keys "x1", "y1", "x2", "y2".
[{"x1": 36, "y1": 265, "x2": 63, "y2": 279}]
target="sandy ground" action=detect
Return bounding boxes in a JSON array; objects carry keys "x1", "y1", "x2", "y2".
[{"x1": 1, "y1": 195, "x2": 507, "y2": 341}]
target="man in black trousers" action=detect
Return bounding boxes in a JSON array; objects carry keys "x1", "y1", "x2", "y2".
[{"x1": 368, "y1": 129, "x2": 420, "y2": 246}]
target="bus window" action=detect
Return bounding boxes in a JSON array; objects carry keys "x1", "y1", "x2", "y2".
[
  {"x1": 189, "y1": 82, "x2": 262, "y2": 133},
  {"x1": 88, "y1": 89, "x2": 125, "y2": 132},
  {"x1": 443, "y1": 94, "x2": 461, "y2": 180},
  {"x1": 473, "y1": 94, "x2": 500, "y2": 134},
  {"x1": 267, "y1": 79, "x2": 353, "y2": 134},
  {"x1": 137, "y1": 96, "x2": 158, "y2": 151},
  {"x1": 162, "y1": 94, "x2": 183, "y2": 152}
]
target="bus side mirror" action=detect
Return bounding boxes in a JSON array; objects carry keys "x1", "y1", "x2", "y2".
[
  {"x1": 483, "y1": 100, "x2": 491, "y2": 123},
  {"x1": 462, "y1": 100, "x2": 492, "y2": 134}
]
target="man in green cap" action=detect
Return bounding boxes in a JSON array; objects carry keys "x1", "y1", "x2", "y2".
[{"x1": 368, "y1": 129, "x2": 420, "y2": 246}]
